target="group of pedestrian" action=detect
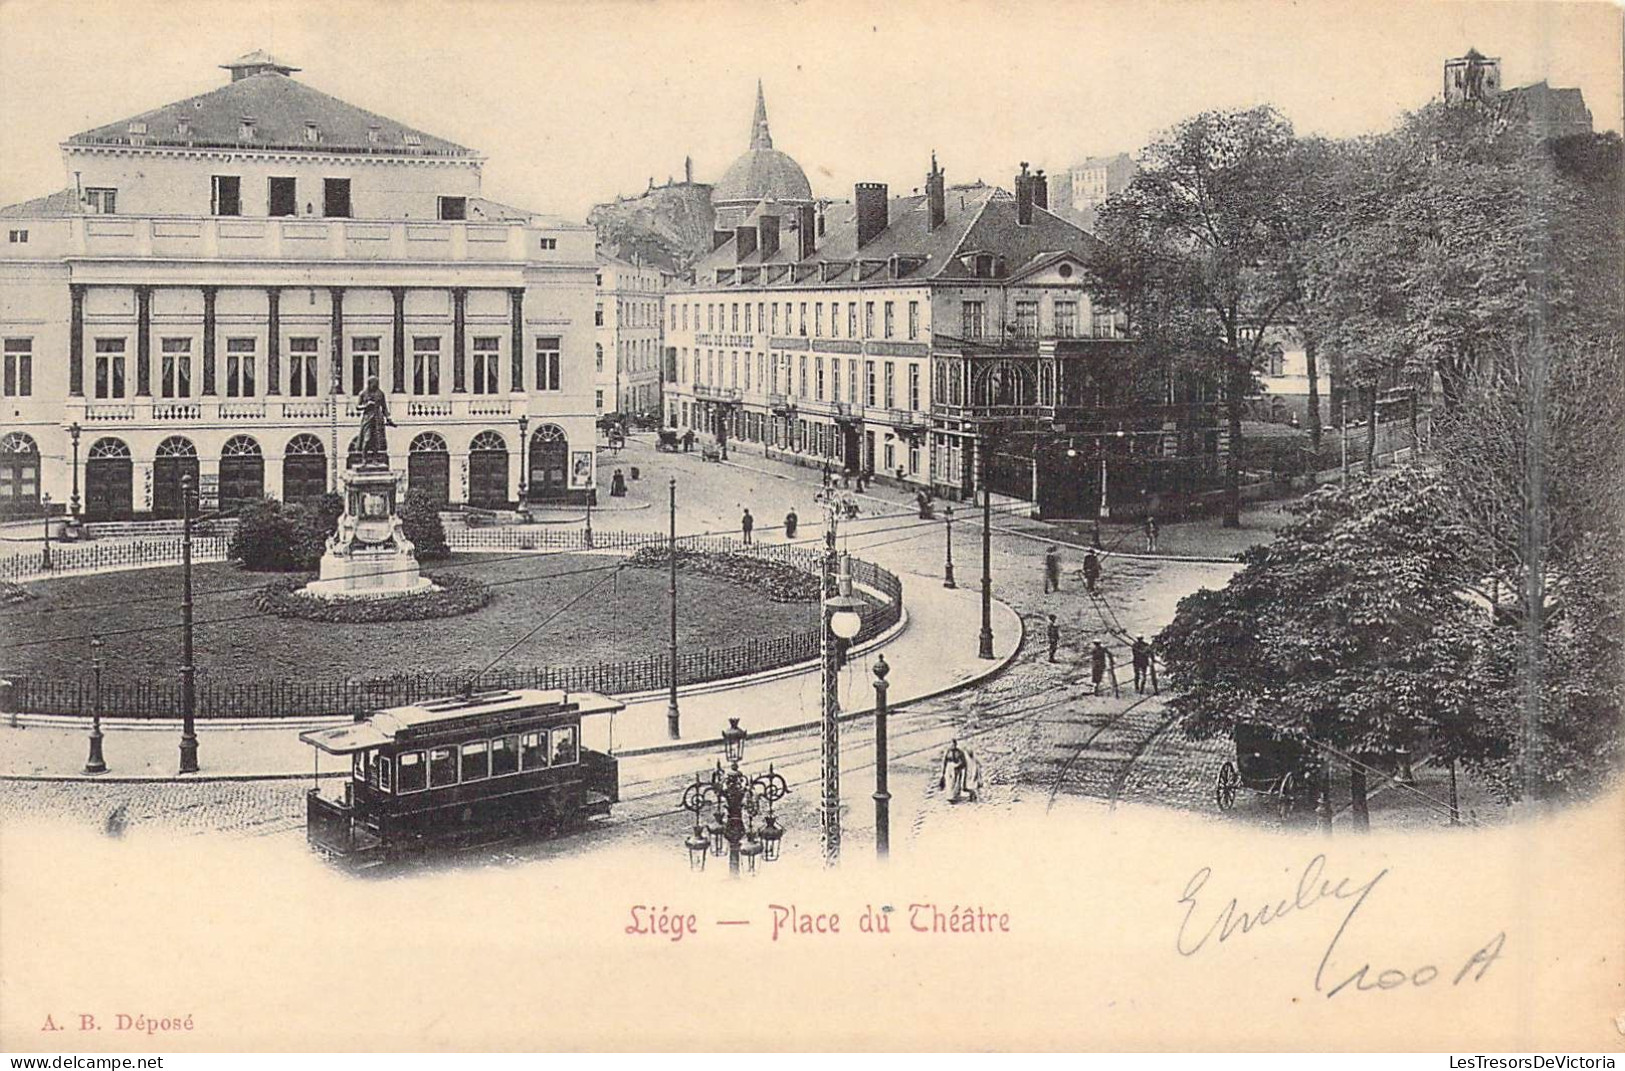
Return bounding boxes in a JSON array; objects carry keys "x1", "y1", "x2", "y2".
[{"x1": 739, "y1": 506, "x2": 800, "y2": 543}]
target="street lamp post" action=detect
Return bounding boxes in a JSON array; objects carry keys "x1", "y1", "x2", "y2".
[
  {"x1": 821, "y1": 509, "x2": 865, "y2": 866},
  {"x1": 178, "y1": 474, "x2": 199, "y2": 775},
  {"x1": 978, "y1": 444, "x2": 995, "y2": 661},
  {"x1": 666, "y1": 477, "x2": 680, "y2": 740},
  {"x1": 584, "y1": 485, "x2": 594, "y2": 548},
  {"x1": 68, "y1": 421, "x2": 83, "y2": 523},
  {"x1": 516, "y1": 413, "x2": 529, "y2": 509},
  {"x1": 679, "y1": 719, "x2": 789, "y2": 876},
  {"x1": 40, "y1": 493, "x2": 52, "y2": 571},
  {"x1": 872, "y1": 654, "x2": 891, "y2": 859},
  {"x1": 942, "y1": 506, "x2": 956, "y2": 589},
  {"x1": 84, "y1": 634, "x2": 106, "y2": 775}
]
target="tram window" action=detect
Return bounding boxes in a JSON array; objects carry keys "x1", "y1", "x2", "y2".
[
  {"x1": 520, "y1": 731, "x2": 548, "y2": 770},
  {"x1": 367, "y1": 751, "x2": 381, "y2": 788},
  {"x1": 378, "y1": 757, "x2": 392, "y2": 793},
  {"x1": 461, "y1": 741, "x2": 490, "y2": 782},
  {"x1": 352, "y1": 753, "x2": 366, "y2": 780},
  {"x1": 398, "y1": 752, "x2": 426, "y2": 793},
  {"x1": 552, "y1": 726, "x2": 578, "y2": 766},
  {"x1": 428, "y1": 747, "x2": 458, "y2": 788},
  {"x1": 491, "y1": 735, "x2": 519, "y2": 777}
]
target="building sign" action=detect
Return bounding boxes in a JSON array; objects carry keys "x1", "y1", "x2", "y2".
[
  {"x1": 813, "y1": 339, "x2": 863, "y2": 355},
  {"x1": 198, "y1": 473, "x2": 220, "y2": 509},
  {"x1": 770, "y1": 336, "x2": 810, "y2": 351},
  {"x1": 571, "y1": 451, "x2": 593, "y2": 487},
  {"x1": 694, "y1": 333, "x2": 756, "y2": 348},
  {"x1": 865, "y1": 340, "x2": 931, "y2": 358}
]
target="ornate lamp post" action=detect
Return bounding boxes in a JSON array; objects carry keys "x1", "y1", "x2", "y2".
[
  {"x1": 821, "y1": 540, "x2": 865, "y2": 866},
  {"x1": 84, "y1": 634, "x2": 106, "y2": 775},
  {"x1": 177, "y1": 474, "x2": 199, "y2": 775},
  {"x1": 584, "y1": 484, "x2": 594, "y2": 548},
  {"x1": 942, "y1": 506, "x2": 957, "y2": 589},
  {"x1": 680, "y1": 718, "x2": 789, "y2": 876},
  {"x1": 67, "y1": 421, "x2": 83, "y2": 523},
  {"x1": 871, "y1": 654, "x2": 891, "y2": 859},
  {"x1": 978, "y1": 444, "x2": 995, "y2": 661},
  {"x1": 40, "y1": 493, "x2": 52, "y2": 571},
  {"x1": 516, "y1": 413, "x2": 529, "y2": 508}
]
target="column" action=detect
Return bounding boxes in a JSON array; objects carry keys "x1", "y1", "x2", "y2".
[
  {"x1": 201, "y1": 286, "x2": 217, "y2": 396},
  {"x1": 329, "y1": 287, "x2": 345, "y2": 394},
  {"x1": 265, "y1": 287, "x2": 281, "y2": 395},
  {"x1": 69, "y1": 284, "x2": 85, "y2": 396},
  {"x1": 391, "y1": 288, "x2": 407, "y2": 394},
  {"x1": 135, "y1": 286, "x2": 152, "y2": 396},
  {"x1": 509, "y1": 288, "x2": 524, "y2": 392},
  {"x1": 452, "y1": 287, "x2": 467, "y2": 392}
]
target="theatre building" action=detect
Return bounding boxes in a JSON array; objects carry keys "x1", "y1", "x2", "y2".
[{"x1": 0, "y1": 51, "x2": 597, "y2": 520}]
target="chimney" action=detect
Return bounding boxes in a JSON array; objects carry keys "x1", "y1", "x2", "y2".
[
  {"x1": 1015, "y1": 162, "x2": 1034, "y2": 226},
  {"x1": 735, "y1": 224, "x2": 758, "y2": 263},
  {"x1": 759, "y1": 214, "x2": 781, "y2": 258},
  {"x1": 855, "y1": 183, "x2": 889, "y2": 248},
  {"x1": 713, "y1": 230, "x2": 733, "y2": 251},
  {"x1": 926, "y1": 152, "x2": 946, "y2": 230},
  {"x1": 1033, "y1": 169, "x2": 1048, "y2": 210},
  {"x1": 685, "y1": 155, "x2": 693, "y2": 184},
  {"x1": 797, "y1": 203, "x2": 817, "y2": 260}
]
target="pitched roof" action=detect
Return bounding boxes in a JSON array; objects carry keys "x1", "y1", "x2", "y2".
[
  {"x1": 65, "y1": 69, "x2": 475, "y2": 158},
  {"x1": 693, "y1": 181, "x2": 1100, "y2": 288},
  {"x1": 0, "y1": 188, "x2": 80, "y2": 218}
]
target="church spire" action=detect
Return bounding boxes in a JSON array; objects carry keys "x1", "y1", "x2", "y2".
[{"x1": 750, "y1": 79, "x2": 773, "y2": 150}]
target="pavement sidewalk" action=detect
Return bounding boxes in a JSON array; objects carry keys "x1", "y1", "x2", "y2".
[{"x1": 0, "y1": 568, "x2": 1022, "y2": 781}]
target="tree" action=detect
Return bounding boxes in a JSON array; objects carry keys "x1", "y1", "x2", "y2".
[
  {"x1": 1089, "y1": 107, "x2": 1308, "y2": 527},
  {"x1": 400, "y1": 490, "x2": 450, "y2": 561},
  {"x1": 1158, "y1": 469, "x2": 1501, "y2": 825},
  {"x1": 229, "y1": 499, "x2": 299, "y2": 572}
]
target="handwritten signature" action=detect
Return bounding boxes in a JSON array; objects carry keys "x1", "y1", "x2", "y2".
[{"x1": 1176, "y1": 854, "x2": 1506, "y2": 998}]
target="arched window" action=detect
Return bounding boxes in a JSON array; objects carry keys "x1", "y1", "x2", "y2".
[
  {"x1": 409, "y1": 431, "x2": 449, "y2": 453},
  {"x1": 155, "y1": 436, "x2": 198, "y2": 457},
  {"x1": 285, "y1": 433, "x2": 325, "y2": 456},
  {"x1": 218, "y1": 435, "x2": 265, "y2": 513},
  {"x1": 0, "y1": 433, "x2": 40, "y2": 510},
  {"x1": 532, "y1": 423, "x2": 567, "y2": 443},
  {"x1": 407, "y1": 431, "x2": 450, "y2": 504},
  {"x1": 84, "y1": 438, "x2": 133, "y2": 519},
  {"x1": 469, "y1": 430, "x2": 506, "y2": 452},
  {"x1": 283, "y1": 434, "x2": 328, "y2": 505},
  {"x1": 222, "y1": 435, "x2": 262, "y2": 456},
  {"x1": 468, "y1": 430, "x2": 509, "y2": 508},
  {"x1": 88, "y1": 437, "x2": 132, "y2": 459}
]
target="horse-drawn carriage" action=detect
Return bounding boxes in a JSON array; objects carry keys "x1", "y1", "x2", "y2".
[
  {"x1": 656, "y1": 428, "x2": 681, "y2": 453},
  {"x1": 1214, "y1": 720, "x2": 1323, "y2": 818}
]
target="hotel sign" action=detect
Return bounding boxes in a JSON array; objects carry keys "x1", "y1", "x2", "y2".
[
  {"x1": 813, "y1": 339, "x2": 863, "y2": 355},
  {"x1": 694, "y1": 333, "x2": 756, "y2": 348}
]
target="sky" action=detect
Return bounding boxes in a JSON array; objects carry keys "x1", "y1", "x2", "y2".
[{"x1": 1, "y1": 0, "x2": 1620, "y2": 220}]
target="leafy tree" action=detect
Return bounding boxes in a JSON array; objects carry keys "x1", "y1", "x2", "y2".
[
  {"x1": 1088, "y1": 107, "x2": 1308, "y2": 527},
  {"x1": 1158, "y1": 469, "x2": 1499, "y2": 825},
  {"x1": 400, "y1": 490, "x2": 450, "y2": 561}
]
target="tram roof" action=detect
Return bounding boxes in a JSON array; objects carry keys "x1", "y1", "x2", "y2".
[{"x1": 299, "y1": 689, "x2": 623, "y2": 755}]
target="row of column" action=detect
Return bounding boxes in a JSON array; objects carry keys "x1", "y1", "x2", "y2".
[{"x1": 67, "y1": 284, "x2": 527, "y2": 398}]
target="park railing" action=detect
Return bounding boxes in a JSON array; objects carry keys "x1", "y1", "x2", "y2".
[
  {"x1": 0, "y1": 537, "x2": 903, "y2": 720},
  {"x1": 0, "y1": 534, "x2": 232, "y2": 583}
]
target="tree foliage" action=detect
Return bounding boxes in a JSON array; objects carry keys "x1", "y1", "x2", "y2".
[
  {"x1": 401, "y1": 490, "x2": 450, "y2": 561},
  {"x1": 228, "y1": 496, "x2": 344, "y2": 573}
]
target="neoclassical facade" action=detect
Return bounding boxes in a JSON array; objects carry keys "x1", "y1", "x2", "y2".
[{"x1": 0, "y1": 51, "x2": 597, "y2": 519}]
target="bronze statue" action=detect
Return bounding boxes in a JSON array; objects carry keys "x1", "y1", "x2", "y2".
[{"x1": 355, "y1": 375, "x2": 394, "y2": 466}]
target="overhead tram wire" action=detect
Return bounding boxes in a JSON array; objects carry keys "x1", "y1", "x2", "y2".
[{"x1": 466, "y1": 563, "x2": 628, "y2": 690}]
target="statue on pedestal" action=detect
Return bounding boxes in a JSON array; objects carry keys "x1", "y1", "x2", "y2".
[{"x1": 355, "y1": 376, "x2": 394, "y2": 468}]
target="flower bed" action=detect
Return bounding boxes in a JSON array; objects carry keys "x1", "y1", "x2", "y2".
[
  {"x1": 255, "y1": 572, "x2": 492, "y2": 623},
  {"x1": 625, "y1": 546, "x2": 821, "y2": 602},
  {"x1": 1, "y1": 580, "x2": 34, "y2": 605}
]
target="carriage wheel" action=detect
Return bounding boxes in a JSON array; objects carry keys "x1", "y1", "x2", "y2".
[
  {"x1": 1277, "y1": 771, "x2": 1296, "y2": 820},
  {"x1": 1215, "y1": 762, "x2": 1239, "y2": 812}
]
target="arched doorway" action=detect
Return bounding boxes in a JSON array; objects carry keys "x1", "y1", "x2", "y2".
[
  {"x1": 85, "y1": 438, "x2": 133, "y2": 520},
  {"x1": 408, "y1": 431, "x2": 450, "y2": 505},
  {"x1": 152, "y1": 436, "x2": 199, "y2": 520},
  {"x1": 0, "y1": 432, "x2": 40, "y2": 514},
  {"x1": 527, "y1": 424, "x2": 568, "y2": 502},
  {"x1": 218, "y1": 435, "x2": 264, "y2": 514},
  {"x1": 467, "y1": 430, "x2": 509, "y2": 508},
  {"x1": 283, "y1": 434, "x2": 328, "y2": 505}
]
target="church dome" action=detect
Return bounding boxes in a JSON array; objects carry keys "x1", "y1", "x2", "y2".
[{"x1": 711, "y1": 82, "x2": 812, "y2": 207}]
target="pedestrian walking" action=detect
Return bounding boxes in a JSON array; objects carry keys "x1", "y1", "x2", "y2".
[
  {"x1": 784, "y1": 508, "x2": 798, "y2": 540},
  {"x1": 681, "y1": 428, "x2": 695, "y2": 452},
  {"x1": 741, "y1": 508, "x2": 754, "y2": 544},
  {"x1": 939, "y1": 740, "x2": 977, "y2": 803},
  {"x1": 1043, "y1": 545, "x2": 1062, "y2": 594},
  {"x1": 1082, "y1": 548, "x2": 1101, "y2": 594},
  {"x1": 1144, "y1": 515, "x2": 1159, "y2": 554},
  {"x1": 1047, "y1": 614, "x2": 1061, "y2": 662},
  {"x1": 1132, "y1": 635, "x2": 1151, "y2": 694},
  {"x1": 1091, "y1": 520, "x2": 1103, "y2": 549},
  {"x1": 1090, "y1": 640, "x2": 1118, "y2": 697}
]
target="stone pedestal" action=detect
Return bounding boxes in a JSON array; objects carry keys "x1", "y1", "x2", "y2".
[{"x1": 302, "y1": 464, "x2": 432, "y2": 600}]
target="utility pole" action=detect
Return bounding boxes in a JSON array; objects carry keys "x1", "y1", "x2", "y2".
[
  {"x1": 820, "y1": 500, "x2": 841, "y2": 864},
  {"x1": 178, "y1": 474, "x2": 199, "y2": 774},
  {"x1": 978, "y1": 441, "x2": 995, "y2": 660},
  {"x1": 667, "y1": 477, "x2": 680, "y2": 740},
  {"x1": 872, "y1": 654, "x2": 891, "y2": 860}
]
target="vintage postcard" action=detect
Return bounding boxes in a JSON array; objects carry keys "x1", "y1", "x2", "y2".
[{"x1": 0, "y1": 0, "x2": 1621, "y2": 1055}]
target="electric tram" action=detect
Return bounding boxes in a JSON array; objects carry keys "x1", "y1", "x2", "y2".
[{"x1": 300, "y1": 688, "x2": 623, "y2": 864}]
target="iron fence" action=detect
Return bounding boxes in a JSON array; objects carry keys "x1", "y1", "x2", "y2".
[
  {"x1": 0, "y1": 535, "x2": 232, "y2": 583},
  {"x1": 1, "y1": 539, "x2": 903, "y2": 720}
]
